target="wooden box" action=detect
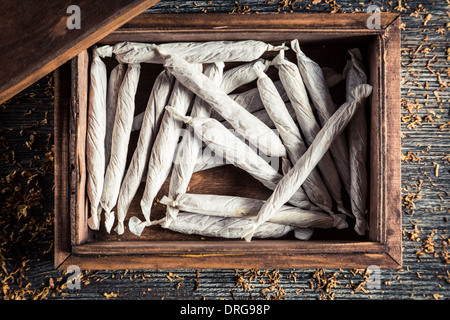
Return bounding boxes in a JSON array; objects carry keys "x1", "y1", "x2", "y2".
[{"x1": 54, "y1": 13, "x2": 402, "y2": 270}]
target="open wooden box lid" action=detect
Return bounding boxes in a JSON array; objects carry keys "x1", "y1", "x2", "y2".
[
  {"x1": 54, "y1": 12, "x2": 402, "y2": 269},
  {"x1": 0, "y1": 0, "x2": 162, "y2": 105}
]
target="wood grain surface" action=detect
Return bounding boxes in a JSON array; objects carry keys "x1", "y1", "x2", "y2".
[{"x1": 0, "y1": 0, "x2": 449, "y2": 301}]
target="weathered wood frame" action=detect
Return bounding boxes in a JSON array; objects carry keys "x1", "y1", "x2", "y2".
[
  {"x1": 0, "y1": 1, "x2": 162, "y2": 105},
  {"x1": 54, "y1": 13, "x2": 402, "y2": 270}
]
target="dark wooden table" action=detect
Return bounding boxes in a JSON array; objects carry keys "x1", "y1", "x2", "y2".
[{"x1": 0, "y1": 0, "x2": 449, "y2": 302}]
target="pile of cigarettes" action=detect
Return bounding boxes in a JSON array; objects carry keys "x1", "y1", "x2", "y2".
[{"x1": 86, "y1": 40, "x2": 372, "y2": 241}]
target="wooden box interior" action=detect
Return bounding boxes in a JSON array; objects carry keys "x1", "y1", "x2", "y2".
[{"x1": 55, "y1": 14, "x2": 401, "y2": 270}]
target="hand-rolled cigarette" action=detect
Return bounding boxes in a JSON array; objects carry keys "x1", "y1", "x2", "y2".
[
  {"x1": 255, "y1": 61, "x2": 334, "y2": 214},
  {"x1": 322, "y1": 67, "x2": 343, "y2": 88},
  {"x1": 243, "y1": 84, "x2": 373, "y2": 242},
  {"x1": 136, "y1": 145, "x2": 233, "y2": 182},
  {"x1": 132, "y1": 97, "x2": 295, "y2": 137},
  {"x1": 166, "y1": 106, "x2": 312, "y2": 209},
  {"x1": 294, "y1": 228, "x2": 315, "y2": 240},
  {"x1": 211, "y1": 80, "x2": 288, "y2": 122},
  {"x1": 112, "y1": 40, "x2": 287, "y2": 64},
  {"x1": 254, "y1": 65, "x2": 294, "y2": 175},
  {"x1": 270, "y1": 49, "x2": 343, "y2": 215},
  {"x1": 153, "y1": 212, "x2": 294, "y2": 239},
  {"x1": 344, "y1": 48, "x2": 369, "y2": 236},
  {"x1": 164, "y1": 60, "x2": 272, "y2": 229},
  {"x1": 193, "y1": 102, "x2": 298, "y2": 174},
  {"x1": 271, "y1": 48, "x2": 346, "y2": 214},
  {"x1": 219, "y1": 59, "x2": 270, "y2": 94},
  {"x1": 217, "y1": 81, "x2": 290, "y2": 125},
  {"x1": 114, "y1": 70, "x2": 174, "y2": 235},
  {"x1": 86, "y1": 46, "x2": 109, "y2": 231},
  {"x1": 131, "y1": 110, "x2": 145, "y2": 132},
  {"x1": 221, "y1": 69, "x2": 335, "y2": 120},
  {"x1": 164, "y1": 62, "x2": 225, "y2": 229},
  {"x1": 222, "y1": 104, "x2": 297, "y2": 131},
  {"x1": 132, "y1": 60, "x2": 271, "y2": 132},
  {"x1": 291, "y1": 39, "x2": 352, "y2": 196},
  {"x1": 130, "y1": 66, "x2": 201, "y2": 237},
  {"x1": 193, "y1": 146, "x2": 226, "y2": 172},
  {"x1": 160, "y1": 193, "x2": 348, "y2": 229},
  {"x1": 100, "y1": 63, "x2": 141, "y2": 233},
  {"x1": 162, "y1": 55, "x2": 288, "y2": 159},
  {"x1": 199, "y1": 100, "x2": 298, "y2": 172},
  {"x1": 105, "y1": 63, "x2": 126, "y2": 168}
]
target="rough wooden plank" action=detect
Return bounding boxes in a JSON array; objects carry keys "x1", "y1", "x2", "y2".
[
  {"x1": 70, "y1": 50, "x2": 90, "y2": 246},
  {"x1": 101, "y1": 13, "x2": 398, "y2": 43},
  {"x1": 72, "y1": 240, "x2": 385, "y2": 255},
  {"x1": 59, "y1": 251, "x2": 398, "y2": 270},
  {"x1": 382, "y1": 16, "x2": 402, "y2": 267},
  {"x1": 53, "y1": 64, "x2": 72, "y2": 268},
  {"x1": 120, "y1": 12, "x2": 399, "y2": 29}
]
